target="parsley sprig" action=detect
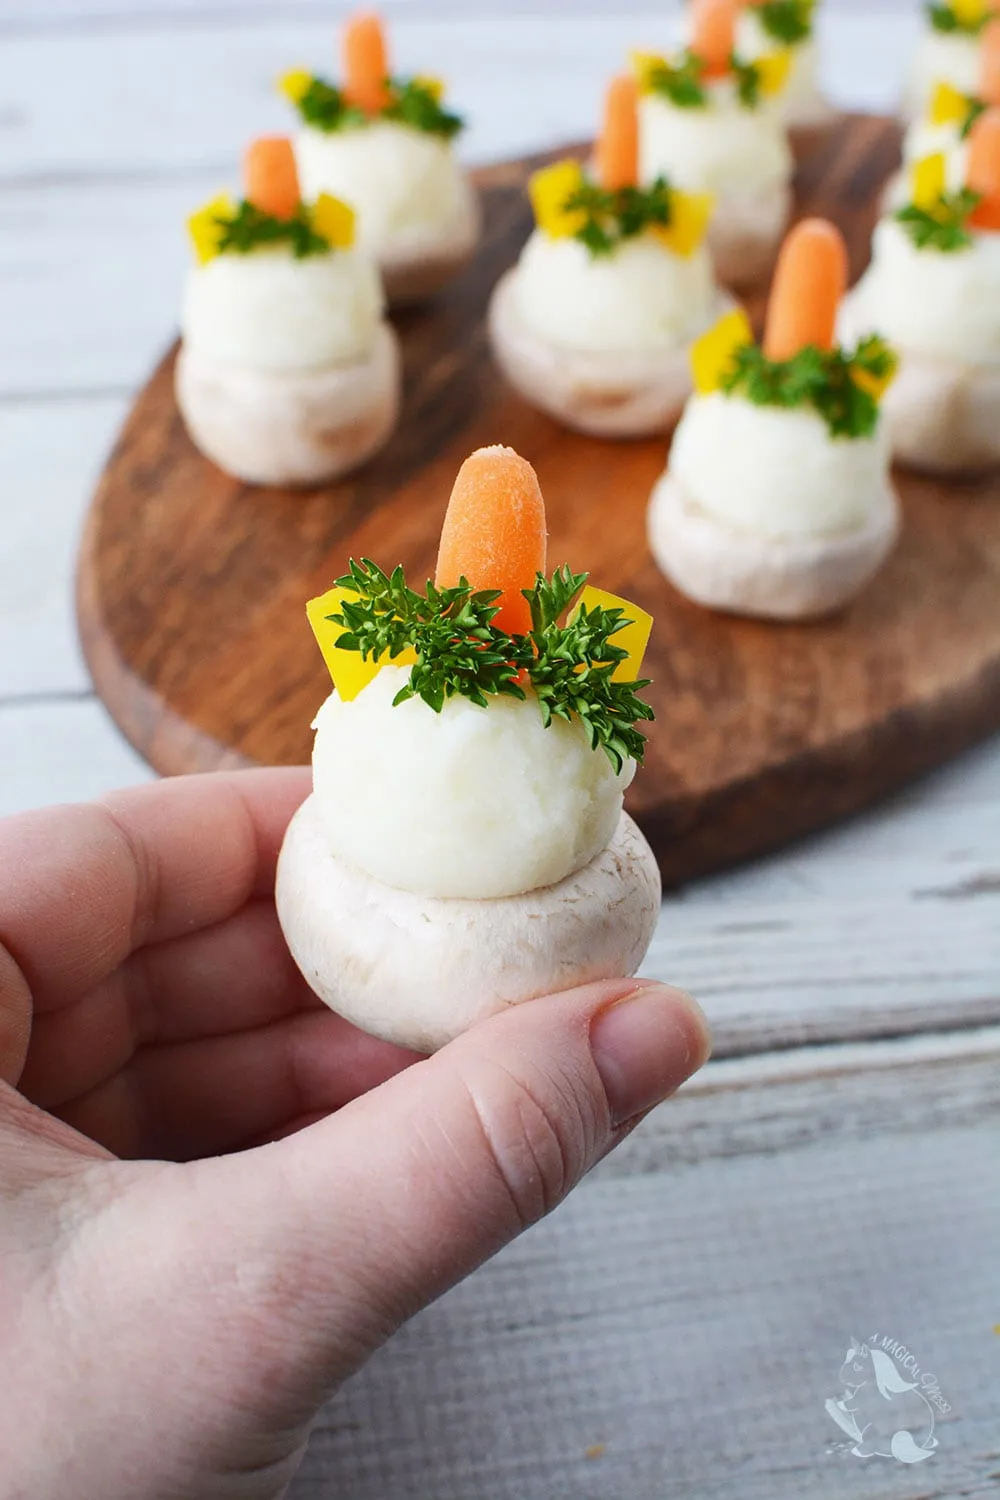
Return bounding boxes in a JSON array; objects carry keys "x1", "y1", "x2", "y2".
[
  {"x1": 926, "y1": 1, "x2": 991, "y2": 34},
  {"x1": 290, "y1": 73, "x2": 463, "y2": 138},
  {"x1": 329, "y1": 561, "x2": 654, "y2": 771},
  {"x1": 721, "y1": 335, "x2": 898, "y2": 439},
  {"x1": 215, "y1": 200, "x2": 330, "y2": 259},
  {"x1": 895, "y1": 188, "x2": 980, "y2": 251},
  {"x1": 563, "y1": 177, "x2": 674, "y2": 256},
  {"x1": 755, "y1": 0, "x2": 815, "y2": 46},
  {"x1": 643, "y1": 50, "x2": 709, "y2": 108}
]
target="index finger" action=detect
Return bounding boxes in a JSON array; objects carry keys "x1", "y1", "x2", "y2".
[{"x1": 0, "y1": 767, "x2": 311, "y2": 1015}]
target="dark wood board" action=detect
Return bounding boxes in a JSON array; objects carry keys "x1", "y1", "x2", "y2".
[{"x1": 76, "y1": 114, "x2": 1000, "y2": 886}]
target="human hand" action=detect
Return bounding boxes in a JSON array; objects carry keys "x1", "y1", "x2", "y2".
[{"x1": 0, "y1": 769, "x2": 710, "y2": 1500}]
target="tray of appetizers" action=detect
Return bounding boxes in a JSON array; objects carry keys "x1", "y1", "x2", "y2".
[{"x1": 77, "y1": 4, "x2": 1000, "y2": 888}]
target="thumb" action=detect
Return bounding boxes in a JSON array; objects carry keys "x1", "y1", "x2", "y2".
[{"x1": 195, "y1": 977, "x2": 710, "y2": 1407}]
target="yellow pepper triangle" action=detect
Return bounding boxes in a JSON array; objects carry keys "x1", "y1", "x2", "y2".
[
  {"x1": 912, "y1": 151, "x2": 947, "y2": 211},
  {"x1": 631, "y1": 50, "x2": 668, "y2": 95},
  {"x1": 654, "y1": 188, "x2": 715, "y2": 257},
  {"x1": 307, "y1": 586, "x2": 417, "y2": 702},
  {"x1": 528, "y1": 159, "x2": 588, "y2": 239},
  {"x1": 279, "y1": 68, "x2": 313, "y2": 104},
  {"x1": 690, "y1": 307, "x2": 754, "y2": 395},
  {"x1": 756, "y1": 49, "x2": 793, "y2": 98},
  {"x1": 312, "y1": 192, "x2": 356, "y2": 249},
  {"x1": 928, "y1": 80, "x2": 971, "y2": 126},
  {"x1": 413, "y1": 74, "x2": 446, "y2": 101},
  {"x1": 951, "y1": 0, "x2": 987, "y2": 25},
  {"x1": 576, "y1": 587, "x2": 653, "y2": 682},
  {"x1": 187, "y1": 193, "x2": 236, "y2": 265}
]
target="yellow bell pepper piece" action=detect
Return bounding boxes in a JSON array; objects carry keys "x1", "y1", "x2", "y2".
[
  {"x1": 312, "y1": 193, "x2": 356, "y2": 250},
  {"x1": 187, "y1": 193, "x2": 235, "y2": 265},
  {"x1": 630, "y1": 50, "x2": 669, "y2": 95},
  {"x1": 852, "y1": 355, "x2": 898, "y2": 402},
  {"x1": 912, "y1": 151, "x2": 947, "y2": 211},
  {"x1": 929, "y1": 80, "x2": 970, "y2": 126},
  {"x1": 413, "y1": 74, "x2": 445, "y2": 101},
  {"x1": 307, "y1": 586, "x2": 417, "y2": 701},
  {"x1": 756, "y1": 49, "x2": 793, "y2": 98},
  {"x1": 690, "y1": 307, "x2": 754, "y2": 395},
  {"x1": 279, "y1": 68, "x2": 313, "y2": 104},
  {"x1": 654, "y1": 189, "x2": 715, "y2": 257},
  {"x1": 528, "y1": 159, "x2": 588, "y2": 238},
  {"x1": 576, "y1": 587, "x2": 653, "y2": 683},
  {"x1": 952, "y1": 0, "x2": 987, "y2": 26}
]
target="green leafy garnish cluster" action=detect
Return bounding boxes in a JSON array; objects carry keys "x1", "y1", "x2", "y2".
[
  {"x1": 721, "y1": 335, "x2": 898, "y2": 439},
  {"x1": 755, "y1": 0, "x2": 815, "y2": 46},
  {"x1": 926, "y1": 1, "x2": 991, "y2": 34},
  {"x1": 562, "y1": 177, "x2": 674, "y2": 256},
  {"x1": 895, "y1": 188, "x2": 981, "y2": 251},
  {"x1": 290, "y1": 74, "x2": 463, "y2": 138},
  {"x1": 328, "y1": 561, "x2": 654, "y2": 771},
  {"x1": 729, "y1": 54, "x2": 767, "y2": 108},
  {"x1": 959, "y1": 95, "x2": 988, "y2": 139},
  {"x1": 643, "y1": 50, "x2": 709, "y2": 108},
  {"x1": 215, "y1": 200, "x2": 331, "y2": 259}
]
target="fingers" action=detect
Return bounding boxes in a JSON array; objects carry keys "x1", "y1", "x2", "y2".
[
  {"x1": 188, "y1": 979, "x2": 710, "y2": 1410},
  {"x1": 55, "y1": 1008, "x2": 420, "y2": 1160},
  {"x1": 0, "y1": 768, "x2": 310, "y2": 1018}
]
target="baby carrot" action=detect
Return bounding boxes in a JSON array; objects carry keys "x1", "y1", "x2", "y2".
[
  {"x1": 342, "y1": 10, "x2": 392, "y2": 114},
  {"x1": 762, "y1": 217, "x2": 848, "y2": 361},
  {"x1": 967, "y1": 106, "x2": 1000, "y2": 228},
  {"x1": 244, "y1": 137, "x2": 300, "y2": 220},
  {"x1": 979, "y1": 18, "x2": 1000, "y2": 104},
  {"x1": 690, "y1": 0, "x2": 738, "y2": 79},
  {"x1": 435, "y1": 446, "x2": 548, "y2": 637},
  {"x1": 596, "y1": 74, "x2": 639, "y2": 192}
]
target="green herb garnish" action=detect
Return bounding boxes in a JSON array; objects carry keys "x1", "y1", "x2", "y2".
[
  {"x1": 643, "y1": 50, "x2": 709, "y2": 108},
  {"x1": 926, "y1": 0, "x2": 991, "y2": 33},
  {"x1": 562, "y1": 177, "x2": 674, "y2": 256},
  {"x1": 214, "y1": 200, "x2": 331, "y2": 259},
  {"x1": 287, "y1": 72, "x2": 463, "y2": 138},
  {"x1": 720, "y1": 335, "x2": 898, "y2": 439},
  {"x1": 328, "y1": 562, "x2": 654, "y2": 771},
  {"x1": 895, "y1": 187, "x2": 980, "y2": 251},
  {"x1": 755, "y1": 0, "x2": 815, "y2": 46},
  {"x1": 730, "y1": 53, "x2": 764, "y2": 107}
]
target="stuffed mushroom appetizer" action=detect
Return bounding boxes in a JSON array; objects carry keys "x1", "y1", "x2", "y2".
[
  {"x1": 489, "y1": 74, "x2": 729, "y2": 438},
  {"x1": 842, "y1": 110, "x2": 1000, "y2": 474},
  {"x1": 648, "y1": 218, "x2": 900, "y2": 619},
  {"x1": 280, "y1": 10, "x2": 479, "y2": 305},
  {"x1": 177, "y1": 136, "x2": 399, "y2": 487},
  {"x1": 901, "y1": 0, "x2": 996, "y2": 122},
  {"x1": 277, "y1": 445, "x2": 661, "y2": 1052},
  {"x1": 635, "y1": 0, "x2": 794, "y2": 286}
]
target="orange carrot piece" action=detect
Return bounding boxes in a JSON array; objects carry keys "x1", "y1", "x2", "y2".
[
  {"x1": 690, "y1": 0, "x2": 738, "y2": 79},
  {"x1": 967, "y1": 106, "x2": 1000, "y2": 227},
  {"x1": 342, "y1": 11, "x2": 392, "y2": 114},
  {"x1": 596, "y1": 74, "x2": 639, "y2": 191},
  {"x1": 979, "y1": 18, "x2": 1000, "y2": 104},
  {"x1": 435, "y1": 446, "x2": 548, "y2": 637},
  {"x1": 244, "y1": 137, "x2": 300, "y2": 220},
  {"x1": 762, "y1": 217, "x2": 848, "y2": 361}
]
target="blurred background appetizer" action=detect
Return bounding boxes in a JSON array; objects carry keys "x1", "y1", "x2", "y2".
[
  {"x1": 901, "y1": 0, "x2": 995, "y2": 121},
  {"x1": 648, "y1": 218, "x2": 899, "y2": 619},
  {"x1": 277, "y1": 446, "x2": 661, "y2": 1052},
  {"x1": 280, "y1": 9, "x2": 480, "y2": 304},
  {"x1": 177, "y1": 137, "x2": 399, "y2": 488},
  {"x1": 634, "y1": 0, "x2": 793, "y2": 286},
  {"x1": 489, "y1": 75, "x2": 729, "y2": 438},
  {"x1": 692, "y1": 0, "x2": 832, "y2": 129},
  {"x1": 842, "y1": 110, "x2": 1000, "y2": 474}
]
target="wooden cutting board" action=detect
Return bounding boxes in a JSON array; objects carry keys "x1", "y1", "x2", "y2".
[{"x1": 76, "y1": 114, "x2": 1000, "y2": 886}]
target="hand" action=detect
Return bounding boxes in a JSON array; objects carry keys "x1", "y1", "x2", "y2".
[{"x1": 0, "y1": 769, "x2": 710, "y2": 1500}]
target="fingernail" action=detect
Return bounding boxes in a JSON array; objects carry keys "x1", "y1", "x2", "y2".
[{"x1": 590, "y1": 984, "x2": 711, "y2": 1127}]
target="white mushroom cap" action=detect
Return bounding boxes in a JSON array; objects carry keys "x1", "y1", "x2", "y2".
[
  {"x1": 311, "y1": 666, "x2": 634, "y2": 899},
  {"x1": 647, "y1": 468, "x2": 899, "y2": 619},
  {"x1": 175, "y1": 322, "x2": 400, "y2": 487},
  {"x1": 276, "y1": 798, "x2": 662, "y2": 1051},
  {"x1": 489, "y1": 267, "x2": 734, "y2": 437},
  {"x1": 294, "y1": 120, "x2": 481, "y2": 304}
]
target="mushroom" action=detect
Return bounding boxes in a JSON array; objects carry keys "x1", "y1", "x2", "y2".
[
  {"x1": 489, "y1": 75, "x2": 733, "y2": 438},
  {"x1": 176, "y1": 136, "x2": 399, "y2": 487},
  {"x1": 648, "y1": 218, "x2": 900, "y2": 619},
  {"x1": 280, "y1": 11, "x2": 479, "y2": 307},
  {"x1": 275, "y1": 446, "x2": 661, "y2": 1051},
  {"x1": 634, "y1": 0, "x2": 794, "y2": 287},
  {"x1": 841, "y1": 111, "x2": 1000, "y2": 475}
]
